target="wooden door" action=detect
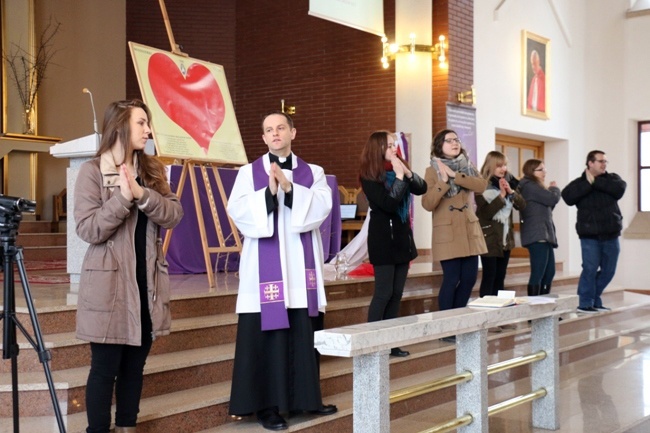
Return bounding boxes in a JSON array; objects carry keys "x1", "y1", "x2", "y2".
[{"x1": 495, "y1": 134, "x2": 544, "y2": 258}]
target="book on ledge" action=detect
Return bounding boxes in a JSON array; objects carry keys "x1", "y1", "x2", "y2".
[{"x1": 468, "y1": 296, "x2": 522, "y2": 308}]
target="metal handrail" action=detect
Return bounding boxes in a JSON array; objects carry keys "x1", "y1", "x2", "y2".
[
  {"x1": 418, "y1": 414, "x2": 473, "y2": 433},
  {"x1": 487, "y1": 350, "x2": 547, "y2": 375},
  {"x1": 414, "y1": 389, "x2": 547, "y2": 433},
  {"x1": 390, "y1": 371, "x2": 473, "y2": 404},
  {"x1": 390, "y1": 350, "x2": 547, "y2": 403},
  {"x1": 488, "y1": 388, "x2": 547, "y2": 415}
]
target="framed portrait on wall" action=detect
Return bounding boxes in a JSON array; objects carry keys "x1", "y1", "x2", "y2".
[
  {"x1": 522, "y1": 30, "x2": 550, "y2": 120},
  {"x1": 129, "y1": 42, "x2": 247, "y2": 165}
]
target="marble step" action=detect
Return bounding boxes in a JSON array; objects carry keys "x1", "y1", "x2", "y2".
[
  {"x1": 6, "y1": 270, "x2": 581, "y2": 374},
  {"x1": 4, "y1": 289, "x2": 648, "y2": 424},
  {"x1": 16, "y1": 232, "x2": 67, "y2": 247},
  {"x1": 0, "y1": 314, "x2": 238, "y2": 374}
]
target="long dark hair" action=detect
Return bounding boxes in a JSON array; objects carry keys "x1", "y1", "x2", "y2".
[
  {"x1": 359, "y1": 130, "x2": 409, "y2": 182},
  {"x1": 97, "y1": 99, "x2": 170, "y2": 195},
  {"x1": 430, "y1": 129, "x2": 469, "y2": 159}
]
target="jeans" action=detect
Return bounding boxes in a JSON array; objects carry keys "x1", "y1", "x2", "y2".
[
  {"x1": 479, "y1": 250, "x2": 511, "y2": 297},
  {"x1": 439, "y1": 256, "x2": 479, "y2": 310},
  {"x1": 85, "y1": 336, "x2": 153, "y2": 433},
  {"x1": 577, "y1": 238, "x2": 620, "y2": 308},
  {"x1": 368, "y1": 263, "x2": 410, "y2": 322},
  {"x1": 526, "y1": 242, "x2": 556, "y2": 286}
]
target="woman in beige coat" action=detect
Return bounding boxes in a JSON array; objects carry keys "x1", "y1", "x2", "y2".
[
  {"x1": 422, "y1": 130, "x2": 487, "y2": 338},
  {"x1": 74, "y1": 100, "x2": 183, "y2": 433}
]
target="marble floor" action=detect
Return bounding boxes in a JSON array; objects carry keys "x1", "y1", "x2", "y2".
[{"x1": 3, "y1": 260, "x2": 650, "y2": 432}]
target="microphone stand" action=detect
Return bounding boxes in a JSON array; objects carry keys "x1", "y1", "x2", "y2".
[{"x1": 82, "y1": 88, "x2": 100, "y2": 149}]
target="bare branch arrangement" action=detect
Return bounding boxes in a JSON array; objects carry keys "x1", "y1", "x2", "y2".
[{"x1": 2, "y1": 18, "x2": 61, "y2": 131}]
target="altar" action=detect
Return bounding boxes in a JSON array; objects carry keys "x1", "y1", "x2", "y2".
[{"x1": 164, "y1": 165, "x2": 342, "y2": 274}]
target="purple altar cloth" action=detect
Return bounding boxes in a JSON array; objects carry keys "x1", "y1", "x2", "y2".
[{"x1": 164, "y1": 165, "x2": 341, "y2": 274}]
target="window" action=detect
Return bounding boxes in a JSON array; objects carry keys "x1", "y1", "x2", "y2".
[{"x1": 639, "y1": 121, "x2": 650, "y2": 211}]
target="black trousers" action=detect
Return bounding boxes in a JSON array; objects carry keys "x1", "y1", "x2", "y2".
[
  {"x1": 368, "y1": 263, "x2": 410, "y2": 322},
  {"x1": 85, "y1": 335, "x2": 152, "y2": 433},
  {"x1": 479, "y1": 250, "x2": 511, "y2": 297}
]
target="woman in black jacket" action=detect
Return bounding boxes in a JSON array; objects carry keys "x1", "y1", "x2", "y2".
[
  {"x1": 518, "y1": 159, "x2": 561, "y2": 296},
  {"x1": 359, "y1": 131, "x2": 427, "y2": 357}
]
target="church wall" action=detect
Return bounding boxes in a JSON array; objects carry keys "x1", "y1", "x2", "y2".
[{"x1": 474, "y1": 0, "x2": 650, "y2": 288}]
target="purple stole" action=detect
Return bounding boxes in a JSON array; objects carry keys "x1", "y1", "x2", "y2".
[{"x1": 252, "y1": 154, "x2": 319, "y2": 331}]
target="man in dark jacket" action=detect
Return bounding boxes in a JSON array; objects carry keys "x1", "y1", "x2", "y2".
[{"x1": 561, "y1": 150, "x2": 626, "y2": 314}]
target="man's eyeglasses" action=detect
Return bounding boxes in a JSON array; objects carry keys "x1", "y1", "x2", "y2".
[
  {"x1": 595, "y1": 159, "x2": 608, "y2": 164},
  {"x1": 534, "y1": 168, "x2": 547, "y2": 172},
  {"x1": 444, "y1": 138, "x2": 462, "y2": 144}
]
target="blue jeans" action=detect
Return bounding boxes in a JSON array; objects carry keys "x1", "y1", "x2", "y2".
[
  {"x1": 577, "y1": 238, "x2": 620, "y2": 308},
  {"x1": 526, "y1": 242, "x2": 555, "y2": 286},
  {"x1": 439, "y1": 256, "x2": 479, "y2": 310}
]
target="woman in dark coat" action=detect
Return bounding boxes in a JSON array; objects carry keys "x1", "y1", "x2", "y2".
[
  {"x1": 518, "y1": 159, "x2": 561, "y2": 296},
  {"x1": 359, "y1": 131, "x2": 427, "y2": 357},
  {"x1": 476, "y1": 151, "x2": 526, "y2": 298}
]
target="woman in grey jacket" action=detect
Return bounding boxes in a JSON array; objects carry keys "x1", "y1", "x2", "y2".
[
  {"x1": 74, "y1": 99, "x2": 183, "y2": 433},
  {"x1": 518, "y1": 159, "x2": 561, "y2": 296}
]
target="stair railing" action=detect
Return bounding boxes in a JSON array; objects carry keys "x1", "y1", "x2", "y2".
[{"x1": 314, "y1": 294, "x2": 578, "y2": 433}]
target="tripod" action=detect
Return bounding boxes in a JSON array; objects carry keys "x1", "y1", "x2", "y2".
[{"x1": 1, "y1": 235, "x2": 66, "y2": 432}]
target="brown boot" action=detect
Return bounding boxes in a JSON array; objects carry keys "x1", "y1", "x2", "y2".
[{"x1": 114, "y1": 427, "x2": 137, "y2": 433}]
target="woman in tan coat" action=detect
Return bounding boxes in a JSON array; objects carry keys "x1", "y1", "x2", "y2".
[
  {"x1": 422, "y1": 130, "x2": 487, "y2": 337},
  {"x1": 74, "y1": 99, "x2": 183, "y2": 433}
]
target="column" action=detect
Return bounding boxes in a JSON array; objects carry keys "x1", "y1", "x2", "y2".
[
  {"x1": 457, "y1": 329, "x2": 488, "y2": 433},
  {"x1": 353, "y1": 351, "x2": 390, "y2": 433},
  {"x1": 395, "y1": 0, "x2": 433, "y2": 252},
  {"x1": 531, "y1": 315, "x2": 560, "y2": 429}
]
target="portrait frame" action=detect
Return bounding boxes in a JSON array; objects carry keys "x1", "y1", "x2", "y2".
[
  {"x1": 129, "y1": 42, "x2": 247, "y2": 165},
  {"x1": 522, "y1": 30, "x2": 550, "y2": 120}
]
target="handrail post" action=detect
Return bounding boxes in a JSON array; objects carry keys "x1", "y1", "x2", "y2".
[
  {"x1": 456, "y1": 329, "x2": 488, "y2": 433},
  {"x1": 354, "y1": 350, "x2": 390, "y2": 433},
  {"x1": 531, "y1": 315, "x2": 560, "y2": 429}
]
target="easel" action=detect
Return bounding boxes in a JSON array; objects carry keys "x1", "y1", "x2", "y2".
[
  {"x1": 156, "y1": 0, "x2": 242, "y2": 287},
  {"x1": 162, "y1": 160, "x2": 241, "y2": 288}
]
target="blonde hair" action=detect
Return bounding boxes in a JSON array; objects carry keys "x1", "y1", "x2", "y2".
[{"x1": 480, "y1": 151, "x2": 507, "y2": 179}]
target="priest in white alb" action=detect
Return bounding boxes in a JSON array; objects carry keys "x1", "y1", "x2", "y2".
[{"x1": 226, "y1": 112, "x2": 337, "y2": 431}]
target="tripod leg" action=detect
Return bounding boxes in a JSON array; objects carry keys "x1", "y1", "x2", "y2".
[
  {"x1": 2, "y1": 242, "x2": 21, "y2": 433},
  {"x1": 13, "y1": 247, "x2": 67, "y2": 433}
]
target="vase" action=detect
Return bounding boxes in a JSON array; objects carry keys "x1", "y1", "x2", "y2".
[{"x1": 23, "y1": 107, "x2": 36, "y2": 135}]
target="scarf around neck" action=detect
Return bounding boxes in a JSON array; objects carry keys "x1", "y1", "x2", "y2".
[{"x1": 432, "y1": 153, "x2": 478, "y2": 197}]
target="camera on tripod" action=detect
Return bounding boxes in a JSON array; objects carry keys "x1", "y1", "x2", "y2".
[{"x1": 0, "y1": 194, "x2": 37, "y2": 238}]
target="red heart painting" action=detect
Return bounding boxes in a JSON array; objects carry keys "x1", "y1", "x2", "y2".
[{"x1": 148, "y1": 53, "x2": 225, "y2": 154}]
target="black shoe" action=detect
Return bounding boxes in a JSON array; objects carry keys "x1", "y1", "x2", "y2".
[
  {"x1": 256, "y1": 408, "x2": 288, "y2": 431},
  {"x1": 577, "y1": 306, "x2": 599, "y2": 314},
  {"x1": 390, "y1": 347, "x2": 410, "y2": 357},
  {"x1": 441, "y1": 336, "x2": 456, "y2": 343},
  {"x1": 594, "y1": 305, "x2": 611, "y2": 312},
  {"x1": 307, "y1": 404, "x2": 338, "y2": 416}
]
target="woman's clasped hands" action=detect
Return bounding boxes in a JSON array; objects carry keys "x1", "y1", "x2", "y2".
[{"x1": 118, "y1": 164, "x2": 144, "y2": 202}]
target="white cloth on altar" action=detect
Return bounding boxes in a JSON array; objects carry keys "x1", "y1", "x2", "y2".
[{"x1": 226, "y1": 153, "x2": 332, "y2": 314}]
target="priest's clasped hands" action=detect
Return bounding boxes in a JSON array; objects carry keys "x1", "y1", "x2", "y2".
[{"x1": 268, "y1": 162, "x2": 292, "y2": 195}]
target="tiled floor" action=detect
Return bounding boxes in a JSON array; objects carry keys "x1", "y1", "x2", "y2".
[{"x1": 3, "y1": 260, "x2": 650, "y2": 432}]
